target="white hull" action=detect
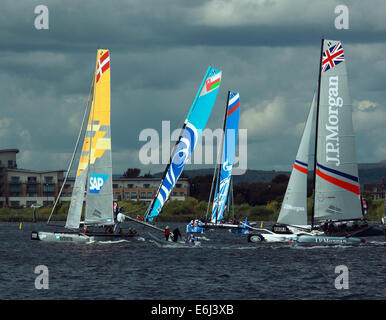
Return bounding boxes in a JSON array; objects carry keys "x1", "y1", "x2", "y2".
[
  {"x1": 248, "y1": 233, "x2": 298, "y2": 243},
  {"x1": 31, "y1": 231, "x2": 137, "y2": 243},
  {"x1": 247, "y1": 232, "x2": 364, "y2": 244},
  {"x1": 32, "y1": 231, "x2": 93, "y2": 243}
]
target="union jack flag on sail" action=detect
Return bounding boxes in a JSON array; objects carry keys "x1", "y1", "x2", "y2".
[{"x1": 321, "y1": 42, "x2": 344, "y2": 73}]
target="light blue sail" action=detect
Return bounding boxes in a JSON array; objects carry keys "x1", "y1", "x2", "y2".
[
  {"x1": 145, "y1": 66, "x2": 222, "y2": 221},
  {"x1": 211, "y1": 91, "x2": 240, "y2": 223}
]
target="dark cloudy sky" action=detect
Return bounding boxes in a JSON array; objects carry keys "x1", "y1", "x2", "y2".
[{"x1": 1, "y1": 0, "x2": 386, "y2": 176}]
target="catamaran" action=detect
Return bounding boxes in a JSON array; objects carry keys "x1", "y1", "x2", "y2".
[
  {"x1": 125, "y1": 66, "x2": 222, "y2": 240},
  {"x1": 248, "y1": 39, "x2": 369, "y2": 244},
  {"x1": 186, "y1": 91, "x2": 250, "y2": 233},
  {"x1": 31, "y1": 49, "x2": 138, "y2": 243}
]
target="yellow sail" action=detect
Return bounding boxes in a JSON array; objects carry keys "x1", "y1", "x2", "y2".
[
  {"x1": 77, "y1": 49, "x2": 111, "y2": 176},
  {"x1": 66, "y1": 49, "x2": 113, "y2": 228}
]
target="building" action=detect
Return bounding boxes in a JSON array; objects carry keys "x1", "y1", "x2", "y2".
[
  {"x1": 60, "y1": 176, "x2": 190, "y2": 205},
  {"x1": 361, "y1": 179, "x2": 385, "y2": 200},
  {"x1": 0, "y1": 149, "x2": 189, "y2": 207}
]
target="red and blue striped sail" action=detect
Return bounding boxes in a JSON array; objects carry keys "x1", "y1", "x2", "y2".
[
  {"x1": 145, "y1": 66, "x2": 222, "y2": 221},
  {"x1": 315, "y1": 39, "x2": 362, "y2": 221},
  {"x1": 211, "y1": 92, "x2": 240, "y2": 223}
]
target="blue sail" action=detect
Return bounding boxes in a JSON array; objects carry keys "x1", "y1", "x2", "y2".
[
  {"x1": 145, "y1": 66, "x2": 222, "y2": 221},
  {"x1": 211, "y1": 92, "x2": 240, "y2": 223}
]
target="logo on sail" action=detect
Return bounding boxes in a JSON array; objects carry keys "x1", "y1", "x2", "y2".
[
  {"x1": 89, "y1": 174, "x2": 109, "y2": 194},
  {"x1": 322, "y1": 42, "x2": 344, "y2": 73},
  {"x1": 283, "y1": 204, "x2": 305, "y2": 212},
  {"x1": 96, "y1": 51, "x2": 110, "y2": 83},
  {"x1": 325, "y1": 76, "x2": 343, "y2": 167},
  {"x1": 200, "y1": 71, "x2": 221, "y2": 97}
]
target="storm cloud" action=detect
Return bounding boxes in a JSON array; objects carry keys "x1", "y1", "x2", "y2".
[{"x1": 1, "y1": 0, "x2": 386, "y2": 176}]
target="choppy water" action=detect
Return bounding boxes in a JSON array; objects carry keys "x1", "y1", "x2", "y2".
[{"x1": 0, "y1": 222, "x2": 385, "y2": 300}]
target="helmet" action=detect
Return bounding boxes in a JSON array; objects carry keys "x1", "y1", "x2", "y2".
[{"x1": 165, "y1": 226, "x2": 169, "y2": 229}]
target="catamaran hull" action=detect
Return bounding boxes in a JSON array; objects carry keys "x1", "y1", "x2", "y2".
[
  {"x1": 247, "y1": 233, "x2": 298, "y2": 243},
  {"x1": 247, "y1": 233, "x2": 364, "y2": 244},
  {"x1": 296, "y1": 235, "x2": 364, "y2": 244},
  {"x1": 31, "y1": 231, "x2": 137, "y2": 243},
  {"x1": 31, "y1": 231, "x2": 92, "y2": 243}
]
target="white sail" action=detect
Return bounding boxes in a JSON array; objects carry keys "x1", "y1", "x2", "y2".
[
  {"x1": 314, "y1": 39, "x2": 362, "y2": 221},
  {"x1": 65, "y1": 167, "x2": 88, "y2": 229},
  {"x1": 277, "y1": 94, "x2": 316, "y2": 226}
]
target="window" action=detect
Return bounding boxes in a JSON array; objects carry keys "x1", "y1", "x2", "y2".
[
  {"x1": 10, "y1": 176, "x2": 20, "y2": 184},
  {"x1": 176, "y1": 184, "x2": 182, "y2": 188},
  {"x1": 127, "y1": 184, "x2": 134, "y2": 188},
  {"x1": 172, "y1": 192, "x2": 177, "y2": 196},
  {"x1": 125, "y1": 192, "x2": 130, "y2": 199},
  {"x1": 140, "y1": 192, "x2": 146, "y2": 198},
  {"x1": 147, "y1": 192, "x2": 152, "y2": 199},
  {"x1": 27, "y1": 201, "x2": 37, "y2": 207},
  {"x1": 27, "y1": 183, "x2": 38, "y2": 193},
  {"x1": 180, "y1": 192, "x2": 184, "y2": 196},
  {"x1": 131, "y1": 192, "x2": 137, "y2": 199},
  {"x1": 43, "y1": 184, "x2": 54, "y2": 195},
  {"x1": 44, "y1": 176, "x2": 53, "y2": 184},
  {"x1": 8, "y1": 160, "x2": 13, "y2": 168},
  {"x1": 113, "y1": 184, "x2": 118, "y2": 188},
  {"x1": 64, "y1": 184, "x2": 71, "y2": 189},
  {"x1": 28, "y1": 177, "x2": 37, "y2": 183},
  {"x1": 43, "y1": 201, "x2": 53, "y2": 206},
  {"x1": 143, "y1": 184, "x2": 150, "y2": 189},
  {"x1": 115, "y1": 192, "x2": 121, "y2": 199},
  {"x1": 10, "y1": 201, "x2": 20, "y2": 206}
]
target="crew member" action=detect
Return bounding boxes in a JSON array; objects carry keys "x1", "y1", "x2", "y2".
[
  {"x1": 172, "y1": 228, "x2": 181, "y2": 242},
  {"x1": 114, "y1": 211, "x2": 126, "y2": 234},
  {"x1": 164, "y1": 226, "x2": 171, "y2": 241}
]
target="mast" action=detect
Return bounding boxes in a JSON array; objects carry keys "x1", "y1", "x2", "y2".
[
  {"x1": 215, "y1": 91, "x2": 230, "y2": 224},
  {"x1": 225, "y1": 177, "x2": 232, "y2": 222},
  {"x1": 205, "y1": 162, "x2": 218, "y2": 221},
  {"x1": 231, "y1": 178, "x2": 235, "y2": 221},
  {"x1": 47, "y1": 75, "x2": 94, "y2": 225},
  {"x1": 311, "y1": 38, "x2": 324, "y2": 229}
]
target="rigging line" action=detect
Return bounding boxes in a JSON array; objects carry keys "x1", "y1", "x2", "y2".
[
  {"x1": 311, "y1": 38, "x2": 324, "y2": 229},
  {"x1": 84, "y1": 53, "x2": 99, "y2": 223},
  {"x1": 47, "y1": 73, "x2": 95, "y2": 225},
  {"x1": 205, "y1": 160, "x2": 218, "y2": 221},
  {"x1": 231, "y1": 178, "x2": 235, "y2": 220}
]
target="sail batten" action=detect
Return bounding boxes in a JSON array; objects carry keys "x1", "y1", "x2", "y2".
[{"x1": 145, "y1": 66, "x2": 222, "y2": 221}]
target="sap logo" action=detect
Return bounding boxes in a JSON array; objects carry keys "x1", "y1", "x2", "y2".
[{"x1": 89, "y1": 174, "x2": 109, "y2": 193}]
